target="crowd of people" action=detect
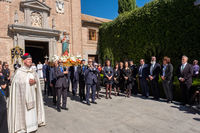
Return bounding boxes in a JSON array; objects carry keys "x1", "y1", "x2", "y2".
[
  {"x1": 0, "y1": 54, "x2": 200, "y2": 133},
  {"x1": 39, "y1": 55, "x2": 200, "y2": 112}
]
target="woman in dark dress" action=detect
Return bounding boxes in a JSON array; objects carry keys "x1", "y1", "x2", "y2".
[
  {"x1": 123, "y1": 61, "x2": 132, "y2": 97},
  {"x1": 119, "y1": 62, "x2": 124, "y2": 93},
  {"x1": 113, "y1": 63, "x2": 120, "y2": 96},
  {"x1": 103, "y1": 60, "x2": 113, "y2": 99}
]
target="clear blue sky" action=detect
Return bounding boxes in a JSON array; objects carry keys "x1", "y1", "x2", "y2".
[{"x1": 81, "y1": 0, "x2": 151, "y2": 20}]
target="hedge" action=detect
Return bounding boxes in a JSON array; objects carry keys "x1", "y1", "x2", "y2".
[
  {"x1": 98, "y1": 0, "x2": 200, "y2": 102},
  {"x1": 99, "y1": 0, "x2": 200, "y2": 69}
]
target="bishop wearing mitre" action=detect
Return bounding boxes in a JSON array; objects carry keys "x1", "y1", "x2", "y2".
[{"x1": 8, "y1": 53, "x2": 45, "y2": 133}]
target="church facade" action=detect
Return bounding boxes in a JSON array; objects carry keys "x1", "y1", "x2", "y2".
[{"x1": 0, "y1": 0, "x2": 111, "y2": 65}]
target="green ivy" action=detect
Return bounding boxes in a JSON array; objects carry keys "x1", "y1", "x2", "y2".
[{"x1": 99, "y1": 0, "x2": 200, "y2": 69}]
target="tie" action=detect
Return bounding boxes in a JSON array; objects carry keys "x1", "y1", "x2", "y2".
[
  {"x1": 150, "y1": 65, "x2": 154, "y2": 75},
  {"x1": 139, "y1": 65, "x2": 143, "y2": 75},
  {"x1": 181, "y1": 64, "x2": 185, "y2": 72}
]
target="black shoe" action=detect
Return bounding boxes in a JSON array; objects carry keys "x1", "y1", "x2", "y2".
[
  {"x1": 61, "y1": 107, "x2": 69, "y2": 110},
  {"x1": 72, "y1": 92, "x2": 76, "y2": 96},
  {"x1": 109, "y1": 96, "x2": 112, "y2": 99},
  {"x1": 57, "y1": 108, "x2": 61, "y2": 112},
  {"x1": 91, "y1": 101, "x2": 97, "y2": 104},
  {"x1": 168, "y1": 101, "x2": 172, "y2": 104},
  {"x1": 181, "y1": 103, "x2": 186, "y2": 106},
  {"x1": 80, "y1": 98, "x2": 83, "y2": 102},
  {"x1": 87, "y1": 102, "x2": 91, "y2": 106}
]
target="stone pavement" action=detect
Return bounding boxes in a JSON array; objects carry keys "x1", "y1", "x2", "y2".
[{"x1": 38, "y1": 93, "x2": 200, "y2": 133}]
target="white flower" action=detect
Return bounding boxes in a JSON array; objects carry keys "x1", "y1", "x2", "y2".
[
  {"x1": 61, "y1": 55, "x2": 70, "y2": 62},
  {"x1": 70, "y1": 56, "x2": 76, "y2": 62},
  {"x1": 51, "y1": 55, "x2": 60, "y2": 62},
  {"x1": 77, "y1": 54, "x2": 81, "y2": 59}
]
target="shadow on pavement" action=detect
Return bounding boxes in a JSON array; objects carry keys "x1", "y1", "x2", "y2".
[
  {"x1": 193, "y1": 118, "x2": 200, "y2": 121},
  {"x1": 170, "y1": 105, "x2": 198, "y2": 115},
  {"x1": 43, "y1": 95, "x2": 57, "y2": 111}
]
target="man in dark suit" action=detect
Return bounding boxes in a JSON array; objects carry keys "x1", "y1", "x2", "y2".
[
  {"x1": 129, "y1": 60, "x2": 138, "y2": 95},
  {"x1": 43, "y1": 60, "x2": 50, "y2": 96},
  {"x1": 13, "y1": 60, "x2": 21, "y2": 71},
  {"x1": 161, "y1": 57, "x2": 174, "y2": 103},
  {"x1": 67, "y1": 67, "x2": 71, "y2": 92},
  {"x1": 149, "y1": 56, "x2": 161, "y2": 100},
  {"x1": 85, "y1": 59, "x2": 99, "y2": 105},
  {"x1": 0, "y1": 78, "x2": 8, "y2": 133},
  {"x1": 138, "y1": 59, "x2": 149, "y2": 98},
  {"x1": 54, "y1": 60, "x2": 69, "y2": 112},
  {"x1": 69, "y1": 65, "x2": 79, "y2": 96},
  {"x1": 78, "y1": 59, "x2": 87, "y2": 102},
  {"x1": 49, "y1": 65, "x2": 57, "y2": 105},
  {"x1": 177, "y1": 55, "x2": 193, "y2": 105}
]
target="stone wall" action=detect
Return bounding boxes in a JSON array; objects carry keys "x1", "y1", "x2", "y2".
[
  {"x1": 81, "y1": 24, "x2": 99, "y2": 62},
  {"x1": 0, "y1": 0, "x2": 83, "y2": 68}
]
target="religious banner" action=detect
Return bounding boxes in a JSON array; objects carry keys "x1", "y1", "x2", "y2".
[{"x1": 10, "y1": 46, "x2": 24, "y2": 63}]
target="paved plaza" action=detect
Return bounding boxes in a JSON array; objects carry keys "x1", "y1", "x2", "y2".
[{"x1": 38, "y1": 92, "x2": 200, "y2": 133}]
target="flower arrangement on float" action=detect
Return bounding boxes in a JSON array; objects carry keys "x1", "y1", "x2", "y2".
[{"x1": 50, "y1": 54, "x2": 82, "y2": 66}]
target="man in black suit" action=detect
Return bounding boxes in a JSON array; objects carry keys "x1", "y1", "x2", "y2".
[
  {"x1": 161, "y1": 57, "x2": 173, "y2": 103},
  {"x1": 69, "y1": 65, "x2": 79, "y2": 96},
  {"x1": 49, "y1": 65, "x2": 57, "y2": 105},
  {"x1": 78, "y1": 59, "x2": 87, "y2": 102},
  {"x1": 149, "y1": 56, "x2": 161, "y2": 100},
  {"x1": 138, "y1": 59, "x2": 150, "y2": 98},
  {"x1": 54, "y1": 60, "x2": 69, "y2": 112},
  {"x1": 85, "y1": 59, "x2": 99, "y2": 105},
  {"x1": 0, "y1": 78, "x2": 8, "y2": 133},
  {"x1": 177, "y1": 55, "x2": 193, "y2": 105},
  {"x1": 43, "y1": 60, "x2": 50, "y2": 96},
  {"x1": 129, "y1": 60, "x2": 138, "y2": 95}
]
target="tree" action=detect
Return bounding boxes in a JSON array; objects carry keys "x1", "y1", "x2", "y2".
[{"x1": 118, "y1": 0, "x2": 137, "y2": 14}]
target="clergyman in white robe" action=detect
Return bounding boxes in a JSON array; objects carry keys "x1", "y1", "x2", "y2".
[
  {"x1": 37, "y1": 63, "x2": 43, "y2": 78},
  {"x1": 7, "y1": 65, "x2": 45, "y2": 133}
]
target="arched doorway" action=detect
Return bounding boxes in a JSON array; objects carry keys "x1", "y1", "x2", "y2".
[{"x1": 25, "y1": 40, "x2": 49, "y2": 64}]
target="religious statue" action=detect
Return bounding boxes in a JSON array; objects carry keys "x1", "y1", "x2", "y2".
[{"x1": 60, "y1": 31, "x2": 70, "y2": 56}]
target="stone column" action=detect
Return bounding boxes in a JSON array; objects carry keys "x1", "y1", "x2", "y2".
[
  {"x1": 43, "y1": 12, "x2": 48, "y2": 28},
  {"x1": 25, "y1": 8, "x2": 31, "y2": 26}
]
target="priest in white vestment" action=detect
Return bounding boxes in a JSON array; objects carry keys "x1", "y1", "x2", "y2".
[
  {"x1": 8, "y1": 53, "x2": 45, "y2": 133},
  {"x1": 37, "y1": 62, "x2": 43, "y2": 78}
]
